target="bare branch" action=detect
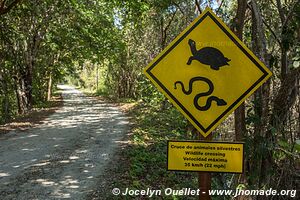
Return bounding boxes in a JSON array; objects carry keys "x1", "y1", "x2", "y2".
[
  {"x1": 171, "y1": 0, "x2": 185, "y2": 16},
  {"x1": 216, "y1": 0, "x2": 225, "y2": 15},
  {"x1": 262, "y1": 18, "x2": 282, "y2": 46},
  {"x1": 195, "y1": 0, "x2": 202, "y2": 14},
  {"x1": 162, "y1": 9, "x2": 178, "y2": 47},
  {"x1": 164, "y1": 9, "x2": 177, "y2": 34}
]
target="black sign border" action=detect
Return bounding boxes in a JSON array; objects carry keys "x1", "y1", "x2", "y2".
[
  {"x1": 167, "y1": 140, "x2": 245, "y2": 173},
  {"x1": 146, "y1": 11, "x2": 270, "y2": 135}
]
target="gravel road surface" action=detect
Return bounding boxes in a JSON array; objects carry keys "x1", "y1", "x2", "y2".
[{"x1": 0, "y1": 85, "x2": 129, "y2": 200}]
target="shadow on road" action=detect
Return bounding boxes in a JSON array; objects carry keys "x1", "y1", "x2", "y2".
[{"x1": 0, "y1": 85, "x2": 129, "y2": 199}]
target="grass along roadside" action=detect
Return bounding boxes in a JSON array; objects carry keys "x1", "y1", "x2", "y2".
[{"x1": 88, "y1": 101, "x2": 203, "y2": 200}]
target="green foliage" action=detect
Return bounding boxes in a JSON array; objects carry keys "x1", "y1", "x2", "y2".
[
  {"x1": 0, "y1": 0, "x2": 120, "y2": 122},
  {"x1": 99, "y1": 101, "x2": 199, "y2": 200},
  {"x1": 1, "y1": 0, "x2": 300, "y2": 198}
]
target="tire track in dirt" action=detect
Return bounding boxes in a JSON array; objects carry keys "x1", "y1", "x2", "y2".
[{"x1": 0, "y1": 85, "x2": 129, "y2": 200}]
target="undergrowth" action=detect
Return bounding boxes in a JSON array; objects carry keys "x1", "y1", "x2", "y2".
[{"x1": 95, "y1": 101, "x2": 203, "y2": 200}]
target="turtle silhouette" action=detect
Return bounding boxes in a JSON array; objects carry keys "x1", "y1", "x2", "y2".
[{"x1": 187, "y1": 39, "x2": 231, "y2": 70}]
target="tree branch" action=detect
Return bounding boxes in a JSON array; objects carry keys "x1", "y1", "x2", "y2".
[
  {"x1": 216, "y1": 0, "x2": 225, "y2": 15},
  {"x1": 164, "y1": 9, "x2": 177, "y2": 34},
  {"x1": 233, "y1": 0, "x2": 248, "y2": 38},
  {"x1": 251, "y1": 0, "x2": 267, "y2": 61},
  {"x1": 261, "y1": 17, "x2": 282, "y2": 46},
  {"x1": 270, "y1": 67, "x2": 300, "y2": 128},
  {"x1": 275, "y1": 147, "x2": 300, "y2": 159},
  {"x1": 0, "y1": 0, "x2": 7, "y2": 10},
  {"x1": 282, "y1": 0, "x2": 300, "y2": 28},
  {"x1": 275, "y1": 0, "x2": 285, "y2": 24},
  {"x1": 171, "y1": 1, "x2": 185, "y2": 16},
  {"x1": 0, "y1": 0, "x2": 22, "y2": 15},
  {"x1": 195, "y1": 0, "x2": 202, "y2": 14},
  {"x1": 247, "y1": 1, "x2": 281, "y2": 52},
  {"x1": 162, "y1": 9, "x2": 178, "y2": 48}
]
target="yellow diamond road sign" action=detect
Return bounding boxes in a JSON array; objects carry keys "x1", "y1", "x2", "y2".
[{"x1": 143, "y1": 8, "x2": 272, "y2": 137}]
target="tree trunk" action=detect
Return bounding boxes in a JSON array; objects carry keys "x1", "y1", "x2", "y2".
[
  {"x1": 47, "y1": 73, "x2": 52, "y2": 101},
  {"x1": 233, "y1": 0, "x2": 247, "y2": 142},
  {"x1": 2, "y1": 82, "x2": 10, "y2": 122},
  {"x1": 280, "y1": 47, "x2": 288, "y2": 80},
  {"x1": 232, "y1": 1, "x2": 248, "y2": 198},
  {"x1": 24, "y1": 63, "x2": 33, "y2": 109},
  {"x1": 14, "y1": 75, "x2": 28, "y2": 114},
  {"x1": 0, "y1": 70, "x2": 10, "y2": 122},
  {"x1": 270, "y1": 68, "x2": 299, "y2": 129},
  {"x1": 250, "y1": 0, "x2": 272, "y2": 192}
]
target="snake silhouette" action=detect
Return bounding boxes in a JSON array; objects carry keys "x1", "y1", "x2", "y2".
[{"x1": 174, "y1": 77, "x2": 227, "y2": 111}]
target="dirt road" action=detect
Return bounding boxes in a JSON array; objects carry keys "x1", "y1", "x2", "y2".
[{"x1": 0, "y1": 85, "x2": 129, "y2": 200}]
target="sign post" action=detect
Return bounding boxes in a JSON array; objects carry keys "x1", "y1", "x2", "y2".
[
  {"x1": 143, "y1": 7, "x2": 271, "y2": 200},
  {"x1": 199, "y1": 170, "x2": 211, "y2": 200},
  {"x1": 198, "y1": 133, "x2": 212, "y2": 200}
]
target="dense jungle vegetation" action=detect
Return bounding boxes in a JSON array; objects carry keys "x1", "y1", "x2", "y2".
[{"x1": 0, "y1": 0, "x2": 299, "y2": 199}]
